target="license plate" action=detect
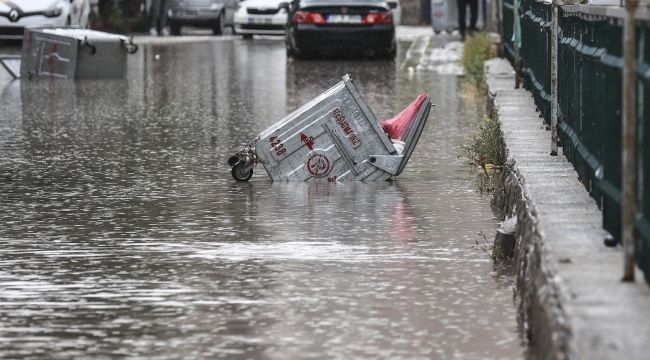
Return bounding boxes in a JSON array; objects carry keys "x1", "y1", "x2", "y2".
[
  {"x1": 248, "y1": 18, "x2": 272, "y2": 24},
  {"x1": 177, "y1": 10, "x2": 197, "y2": 17},
  {"x1": 327, "y1": 14, "x2": 362, "y2": 24}
]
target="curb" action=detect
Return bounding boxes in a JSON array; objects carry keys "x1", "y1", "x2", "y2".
[
  {"x1": 0, "y1": 63, "x2": 13, "y2": 93},
  {"x1": 485, "y1": 57, "x2": 650, "y2": 360}
]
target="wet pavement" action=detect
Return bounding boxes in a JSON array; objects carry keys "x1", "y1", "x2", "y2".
[{"x1": 0, "y1": 35, "x2": 524, "y2": 358}]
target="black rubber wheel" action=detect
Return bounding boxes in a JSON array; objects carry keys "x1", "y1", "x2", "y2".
[
  {"x1": 242, "y1": 34, "x2": 253, "y2": 40},
  {"x1": 170, "y1": 22, "x2": 181, "y2": 36},
  {"x1": 228, "y1": 155, "x2": 239, "y2": 166},
  {"x1": 231, "y1": 162, "x2": 253, "y2": 182},
  {"x1": 212, "y1": 13, "x2": 224, "y2": 35},
  {"x1": 286, "y1": 42, "x2": 296, "y2": 58}
]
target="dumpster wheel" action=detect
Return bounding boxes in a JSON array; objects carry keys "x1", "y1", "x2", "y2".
[{"x1": 232, "y1": 162, "x2": 253, "y2": 182}]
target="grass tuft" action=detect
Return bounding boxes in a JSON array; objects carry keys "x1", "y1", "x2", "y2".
[
  {"x1": 460, "y1": 32, "x2": 495, "y2": 91},
  {"x1": 463, "y1": 112, "x2": 503, "y2": 168}
]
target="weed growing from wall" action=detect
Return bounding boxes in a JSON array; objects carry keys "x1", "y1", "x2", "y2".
[
  {"x1": 472, "y1": 231, "x2": 514, "y2": 268},
  {"x1": 462, "y1": 109, "x2": 503, "y2": 191},
  {"x1": 463, "y1": 112, "x2": 503, "y2": 166},
  {"x1": 460, "y1": 32, "x2": 495, "y2": 91}
]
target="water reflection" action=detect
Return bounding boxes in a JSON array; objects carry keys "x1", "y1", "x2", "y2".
[
  {"x1": 285, "y1": 60, "x2": 396, "y2": 120},
  {"x1": 0, "y1": 39, "x2": 523, "y2": 359}
]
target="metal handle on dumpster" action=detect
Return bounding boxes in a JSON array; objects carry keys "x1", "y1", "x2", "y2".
[{"x1": 323, "y1": 120, "x2": 366, "y2": 176}]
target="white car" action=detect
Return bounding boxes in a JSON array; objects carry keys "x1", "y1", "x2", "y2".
[
  {"x1": 233, "y1": 0, "x2": 288, "y2": 39},
  {"x1": 0, "y1": 0, "x2": 90, "y2": 40}
]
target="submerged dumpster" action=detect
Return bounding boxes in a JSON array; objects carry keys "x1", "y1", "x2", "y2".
[
  {"x1": 228, "y1": 75, "x2": 432, "y2": 182},
  {"x1": 431, "y1": 0, "x2": 485, "y2": 34},
  {"x1": 20, "y1": 27, "x2": 138, "y2": 80}
]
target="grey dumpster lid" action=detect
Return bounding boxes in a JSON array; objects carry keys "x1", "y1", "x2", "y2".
[
  {"x1": 39, "y1": 28, "x2": 130, "y2": 42},
  {"x1": 394, "y1": 96, "x2": 432, "y2": 176}
]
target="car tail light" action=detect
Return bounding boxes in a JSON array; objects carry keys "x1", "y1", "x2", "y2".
[
  {"x1": 295, "y1": 11, "x2": 326, "y2": 24},
  {"x1": 362, "y1": 13, "x2": 393, "y2": 24}
]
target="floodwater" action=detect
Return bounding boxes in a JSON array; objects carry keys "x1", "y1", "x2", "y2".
[{"x1": 0, "y1": 37, "x2": 524, "y2": 358}]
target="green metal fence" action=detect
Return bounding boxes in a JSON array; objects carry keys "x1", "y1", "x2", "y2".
[
  {"x1": 501, "y1": 0, "x2": 650, "y2": 284},
  {"x1": 637, "y1": 26, "x2": 650, "y2": 281},
  {"x1": 521, "y1": 0, "x2": 552, "y2": 124}
]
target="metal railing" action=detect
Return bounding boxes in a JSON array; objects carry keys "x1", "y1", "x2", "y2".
[{"x1": 501, "y1": 0, "x2": 650, "y2": 284}]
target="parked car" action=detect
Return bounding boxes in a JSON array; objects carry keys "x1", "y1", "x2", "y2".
[
  {"x1": 283, "y1": 0, "x2": 396, "y2": 60},
  {"x1": 0, "y1": 0, "x2": 90, "y2": 40},
  {"x1": 166, "y1": 0, "x2": 238, "y2": 36},
  {"x1": 233, "y1": 0, "x2": 288, "y2": 39}
]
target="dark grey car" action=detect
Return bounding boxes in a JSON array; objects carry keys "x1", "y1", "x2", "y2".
[{"x1": 166, "y1": 0, "x2": 238, "y2": 35}]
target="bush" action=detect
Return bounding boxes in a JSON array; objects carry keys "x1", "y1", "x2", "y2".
[
  {"x1": 463, "y1": 112, "x2": 503, "y2": 167},
  {"x1": 460, "y1": 32, "x2": 495, "y2": 91}
]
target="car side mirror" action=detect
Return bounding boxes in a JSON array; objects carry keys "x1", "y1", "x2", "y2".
[
  {"x1": 278, "y1": 2, "x2": 290, "y2": 10},
  {"x1": 387, "y1": 1, "x2": 398, "y2": 9}
]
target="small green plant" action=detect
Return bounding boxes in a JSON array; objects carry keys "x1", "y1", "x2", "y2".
[
  {"x1": 460, "y1": 32, "x2": 495, "y2": 91},
  {"x1": 472, "y1": 231, "x2": 513, "y2": 268},
  {"x1": 463, "y1": 112, "x2": 503, "y2": 167},
  {"x1": 462, "y1": 111, "x2": 503, "y2": 192}
]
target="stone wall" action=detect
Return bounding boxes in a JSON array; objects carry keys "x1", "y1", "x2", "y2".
[{"x1": 485, "y1": 57, "x2": 650, "y2": 360}]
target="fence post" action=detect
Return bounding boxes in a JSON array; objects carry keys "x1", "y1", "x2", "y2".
[
  {"x1": 550, "y1": 0, "x2": 559, "y2": 156},
  {"x1": 622, "y1": 0, "x2": 639, "y2": 282},
  {"x1": 514, "y1": 0, "x2": 521, "y2": 88},
  {"x1": 498, "y1": 0, "x2": 505, "y2": 58}
]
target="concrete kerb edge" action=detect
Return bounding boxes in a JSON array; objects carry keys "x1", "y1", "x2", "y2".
[
  {"x1": 0, "y1": 65, "x2": 14, "y2": 95},
  {"x1": 486, "y1": 59, "x2": 579, "y2": 360}
]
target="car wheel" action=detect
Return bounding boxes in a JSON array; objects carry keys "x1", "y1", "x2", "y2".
[
  {"x1": 170, "y1": 23, "x2": 181, "y2": 36},
  {"x1": 286, "y1": 41, "x2": 299, "y2": 59},
  {"x1": 213, "y1": 13, "x2": 225, "y2": 35},
  {"x1": 242, "y1": 34, "x2": 253, "y2": 40}
]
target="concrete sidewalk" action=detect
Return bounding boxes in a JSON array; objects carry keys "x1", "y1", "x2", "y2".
[{"x1": 485, "y1": 58, "x2": 650, "y2": 360}]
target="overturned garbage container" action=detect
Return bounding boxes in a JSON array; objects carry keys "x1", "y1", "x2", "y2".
[
  {"x1": 228, "y1": 75, "x2": 432, "y2": 182},
  {"x1": 20, "y1": 27, "x2": 138, "y2": 80}
]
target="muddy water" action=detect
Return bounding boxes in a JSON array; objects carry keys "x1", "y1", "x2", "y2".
[{"x1": 0, "y1": 38, "x2": 523, "y2": 358}]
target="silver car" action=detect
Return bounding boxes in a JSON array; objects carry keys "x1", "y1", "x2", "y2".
[{"x1": 166, "y1": 0, "x2": 238, "y2": 36}]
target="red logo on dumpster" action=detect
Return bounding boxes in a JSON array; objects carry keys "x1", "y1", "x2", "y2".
[{"x1": 307, "y1": 153, "x2": 331, "y2": 177}]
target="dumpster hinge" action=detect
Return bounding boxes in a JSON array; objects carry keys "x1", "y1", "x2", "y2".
[{"x1": 368, "y1": 155, "x2": 403, "y2": 175}]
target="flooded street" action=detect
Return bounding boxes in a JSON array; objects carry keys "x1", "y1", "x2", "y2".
[{"x1": 0, "y1": 36, "x2": 524, "y2": 358}]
